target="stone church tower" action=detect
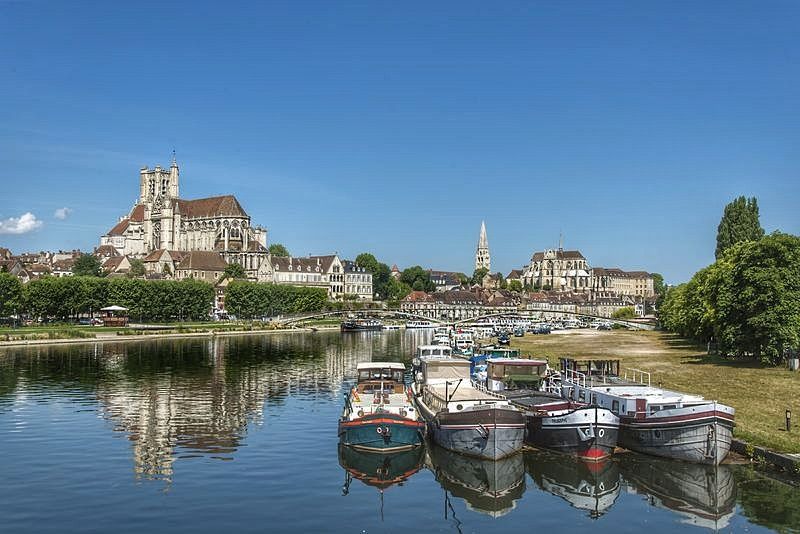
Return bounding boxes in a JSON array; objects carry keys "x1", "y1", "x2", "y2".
[{"x1": 475, "y1": 220, "x2": 491, "y2": 271}]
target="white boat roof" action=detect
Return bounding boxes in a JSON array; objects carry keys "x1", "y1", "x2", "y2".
[
  {"x1": 356, "y1": 362, "x2": 406, "y2": 370},
  {"x1": 417, "y1": 344, "x2": 451, "y2": 351}
]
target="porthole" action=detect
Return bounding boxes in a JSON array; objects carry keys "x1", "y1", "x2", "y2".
[{"x1": 456, "y1": 404, "x2": 463, "y2": 411}]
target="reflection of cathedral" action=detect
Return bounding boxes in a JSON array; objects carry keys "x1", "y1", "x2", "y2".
[
  {"x1": 93, "y1": 333, "x2": 394, "y2": 483},
  {"x1": 99, "y1": 157, "x2": 271, "y2": 278}
]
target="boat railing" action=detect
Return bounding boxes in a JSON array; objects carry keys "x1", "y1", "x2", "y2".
[
  {"x1": 562, "y1": 368, "x2": 587, "y2": 388},
  {"x1": 623, "y1": 368, "x2": 651, "y2": 386}
]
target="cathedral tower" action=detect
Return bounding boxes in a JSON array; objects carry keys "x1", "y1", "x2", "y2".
[{"x1": 475, "y1": 220, "x2": 491, "y2": 271}]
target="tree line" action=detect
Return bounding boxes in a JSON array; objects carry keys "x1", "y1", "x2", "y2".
[
  {"x1": 224, "y1": 281, "x2": 328, "y2": 319},
  {"x1": 0, "y1": 274, "x2": 214, "y2": 322},
  {"x1": 659, "y1": 197, "x2": 799, "y2": 364}
]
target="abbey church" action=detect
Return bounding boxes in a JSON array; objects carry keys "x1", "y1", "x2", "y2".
[{"x1": 99, "y1": 158, "x2": 272, "y2": 279}]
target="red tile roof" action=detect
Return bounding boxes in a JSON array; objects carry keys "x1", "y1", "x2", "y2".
[
  {"x1": 107, "y1": 218, "x2": 130, "y2": 236},
  {"x1": 176, "y1": 251, "x2": 228, "y2": 271},
  {"x1": 129, "y1": 204, "x2": 145, "y2": 222},
  {"x1": 174, "y1": 196, "x2": 247, "y2": 219}
]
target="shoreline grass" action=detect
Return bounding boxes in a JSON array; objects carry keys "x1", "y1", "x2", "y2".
[{"x1": 508, "y1": 329, "x2": 800, "y2": 454}]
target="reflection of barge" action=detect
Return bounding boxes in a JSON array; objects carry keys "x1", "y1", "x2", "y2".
[
  {"x1": 526, "y1": 450, "x2": 621, "y2": 518},
  {"x1": 561, "y1": 359, "x2": 734, "y2": 465},
  {"x1": 619, "y1": 452, "x2": 736, "y2": 530},
  {"x1": 339, "y1": 443, "x2": 425, "y2": 492},
  {"x1": 427, "y1": 442, "x2": 526, "y2": 518}
]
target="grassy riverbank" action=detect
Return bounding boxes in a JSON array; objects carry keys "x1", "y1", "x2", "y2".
[{"x1": 508, "y1": 330, "x2": 800, "y2": 454}]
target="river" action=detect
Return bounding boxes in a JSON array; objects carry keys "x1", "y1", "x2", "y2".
[{"x1": 0, "y1": 330, "x2": 797, "y2": 533}]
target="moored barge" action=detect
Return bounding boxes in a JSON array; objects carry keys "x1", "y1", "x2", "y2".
[
  {"x1": 411, "y1": 346, "x2": 525, "y2": 460},
  {"x1": 339, "y1": 362, "x2": 425, "y2": 452},
  {"x1": 560, "y1": 358, "x2": 735, "y2": 465}
]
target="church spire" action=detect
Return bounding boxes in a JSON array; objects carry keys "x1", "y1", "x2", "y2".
[{"x1": 475, "y1": 220, "x2": 491, "y2": 272}]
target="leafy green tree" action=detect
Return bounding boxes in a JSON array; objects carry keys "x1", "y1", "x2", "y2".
[
  {"x1": 223, "y1": 262, "x2": 246, "y2": 280},
  {"x1": 355, "y1": 252, "x2": 392, "y2": 300},
  {"x1": 714, "y1": 233, "x2": 800, "y2": 363},
  {"x1": 471, "y1": 267, "x2": 489, "y2": 285},
  {"x1": 72, "y1": 254, "x2": 103, "y2": 277},
  {"x1": 715, "y1": 196, "x2": 764, "y2": 259},
  {"x1": 268, "y1": 243, "x2": 290, "y2": 257},
  {"x1": 400, "y1": 266, "x2": 435, "y2": 292},
  {"x1": 496, "y1": 273, "x2": 508, "y2": 289},
  {"x1": 456, "y1": 273, "x2": 469, "y2": 286},
  {"x1": 0, "y1": 272, "x2": 23, "y2": 317},
  {"x1": 611, "y1": 306, "x2": 636, "y2": 320},
  {"x1": 225, "y1": 281, "x2": 327, "y2": 319},
  {"x1": 508, "y1": 280, "x2": 523, "y2": 293},
  {"x1": 128, "y1": 259, "x2": 146, "y2": 278}
]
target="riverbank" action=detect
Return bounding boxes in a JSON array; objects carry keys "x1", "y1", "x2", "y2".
[
  {"x1": 0, "y1": 323, "x2": 340, "y2": 347},
  {"x1": 509, "y1": 329, "x2": 800, "y2": 456}
]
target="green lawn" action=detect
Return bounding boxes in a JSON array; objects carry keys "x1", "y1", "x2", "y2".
[{"x1": 509, "y1": 330, "x2": 800, "y2": 454}]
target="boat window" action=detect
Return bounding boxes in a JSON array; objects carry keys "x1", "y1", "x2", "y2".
[
  {"x1": 612, "y1": 400, "x2": 619, "y2": 412},
  {"x1": 662, "y1": 404, "x2": 677, "y2": 410},
  {"x1": 578, "y1": 390, "x2": 586, "y2": 402}
]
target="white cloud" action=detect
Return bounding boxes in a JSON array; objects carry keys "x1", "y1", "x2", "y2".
[
  {"x1": 0, "y1": 212, "x2": 44, "y2": 234},
  {"x1": 54, "y1": 207, "x2": 72, "y2": 220}
]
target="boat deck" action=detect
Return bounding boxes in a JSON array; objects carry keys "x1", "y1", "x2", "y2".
[
  {"x1": 428, "y1": 384, "x2": 497, "y2": 402},
  {"x1": 503, "y1": 391, "x2": 570, "y2": 409}
]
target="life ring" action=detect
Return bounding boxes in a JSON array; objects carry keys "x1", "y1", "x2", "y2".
[{"x1": 376, "y1": 427, "x2": 383, "y2": 435}]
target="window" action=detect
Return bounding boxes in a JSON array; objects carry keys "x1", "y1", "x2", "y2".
[{"x1": 612, "y1": 400, "x2": 619, "y2": 412}]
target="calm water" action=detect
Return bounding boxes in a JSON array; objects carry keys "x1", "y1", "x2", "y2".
[{"x1": 1, "y1": 331, "x2": 798, "y2": 533}]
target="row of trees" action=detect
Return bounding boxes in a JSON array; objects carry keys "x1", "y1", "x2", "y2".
[
  {"x1": 224, "y1": 281, "x2": 328, "y2": 319},
  {"x1": 660, "y1": 197, "x2": 799, "y2": 364},
  {"x1": 0, "y1": 274, "x2": 215, "y2": 322}
]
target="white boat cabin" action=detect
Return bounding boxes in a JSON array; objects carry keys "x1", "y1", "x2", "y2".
[
  {"x1": 417, "y1": 357, "x2": 513, "y2": 414},
  {"x1": 345, "y1": 362, "x2": 415, "y2": 421},
  {"x1": 560, "y1": 358, "x2": 730, "y2": 420}
]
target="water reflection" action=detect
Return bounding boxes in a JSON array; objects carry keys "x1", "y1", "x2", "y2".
[
  {"x1": 0, "y1": 331, "x2": 424, "y2": 483},
  {"x1": 526, "y1": 451, "x2": 620, "y2": 518},
  {"x1": 339, "y1": 444, "x2": 424, "y2": 493},
  {"x1": 2, "y1": 331, "x2": 800, "y2": 534},
  {"x1": 426, "y1": 443, "x2": 526, "y2": 518},
  {"x1": 619, "y1": 453, "x2": 737, "y2": 530}
]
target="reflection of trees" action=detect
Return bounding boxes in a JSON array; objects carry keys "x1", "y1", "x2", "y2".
[
  {"x1": 0, "y1": 331, "x2": 423, "y2": 484},
  {"x1": 734, "y1": 467, "x2": 800, "y2": 532}
]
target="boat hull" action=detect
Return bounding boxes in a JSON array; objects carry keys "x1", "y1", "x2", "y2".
[
  {"x1": 340, "y1": 325, "x2": 383, "y2": 332},
  {"x1": 338, "y1": 413, "x2": 425, "y2": 452},
  {"x1": 618, "y1": 410, "x2": 734, "y2": 465},
  {"x1": 429, "y1": 406, "x2": 525, "y2": 460},
  {"x1": 526, "y1": 407, "x2": 619, "y2": 461}
]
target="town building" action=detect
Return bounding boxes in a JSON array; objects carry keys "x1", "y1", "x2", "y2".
[
  {"x1": 271, "y1": 255, "x2": 345, "y2": 299},
  {"x1": 174, "y1": 251, "x2": 229, "y2": 284},
  {"x1": 99, "y1": 158, "x2": 271, "y2": 280},
  {"x1": 428, "y1": 270, "x2": 462, "y2": 292},
  {"x1": 590, "y1": 268, "x2": 655, "y2": 298},
  {"x1": 475, "y1": 221, "x2": 491, "y2": 271},
  {"x1": 343, "y1": 260, "x2": 374, "y2": 301},
  {"x1": 522, "y1": 246, "x2": 591, "y2": 291}
]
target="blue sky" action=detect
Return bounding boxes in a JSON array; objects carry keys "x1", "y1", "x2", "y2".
[{"x1": 1, "y1": 1, "x2": 798, "y2": 283}]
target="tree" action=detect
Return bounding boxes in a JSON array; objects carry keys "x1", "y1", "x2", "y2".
[
  {"x1": 714, "y1": 233, "x2": 800, "y2": 363},
  {"x1": 128, "y1": 259, "x2": 146, "y2": 278},
  {"x1": 355, "y1": 252, "x2": 392, "y2": 300},
  {"x1": 651, "y1": 272, "x2": 666, "y2": 308},
  {"x1": 400, "y1": 266, "x2": 435, "y2": 292},
  {"x1": 612, "y1": 306, "x2": 636, "y2": 320},
  {"x1": 495, "y1": 272, "x2": 508, "y2": 289},
  {"x1": 508, "y1": 280, "x2": 523, "y2": 293},
  {"x1": 0, "y1": 272, "x2": 22, "y2": 317},
  {"x1": 471, "y1": 267, "x2": 489, "y2": 286},
  {"x1": 223, "y1": 262, "x2": 246, "y2": 280},
  {"x1": 715, "y1": 196, "x2": 764, "y2": 259},
  {"x1": 72, "y1": 254, "x2": 103, "y2": 277},
  {"x1": 268, "y1": 243, "x2": 290, "y2": 257}
]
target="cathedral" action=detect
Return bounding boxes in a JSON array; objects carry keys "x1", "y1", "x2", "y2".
[{"x1": 99, "y1": 158, "x2": 271, "y2": 278}]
